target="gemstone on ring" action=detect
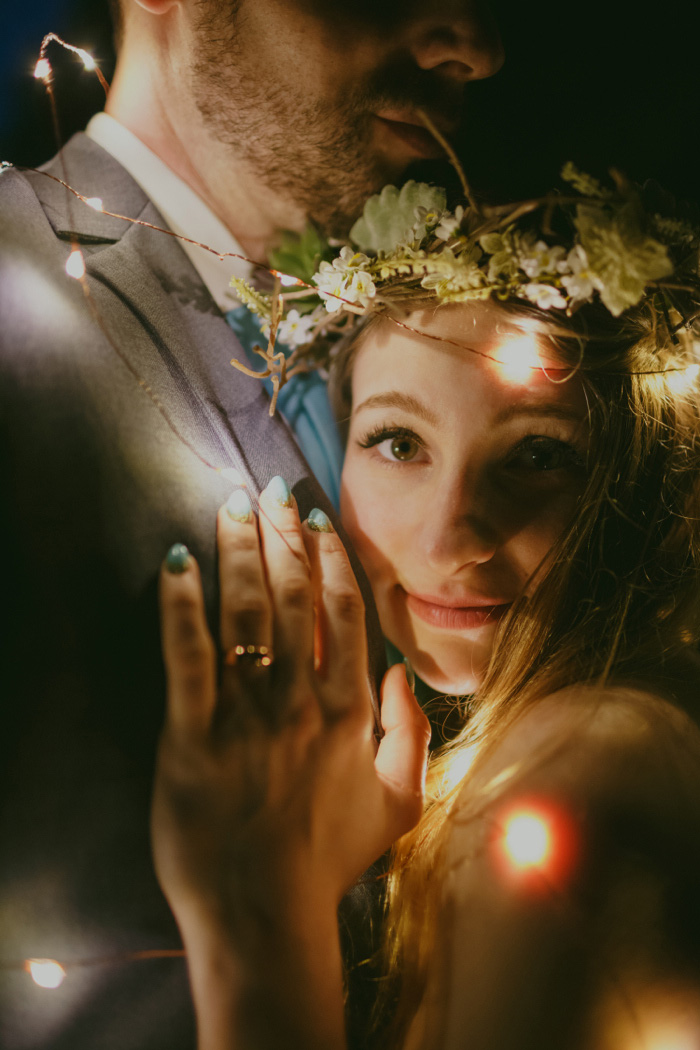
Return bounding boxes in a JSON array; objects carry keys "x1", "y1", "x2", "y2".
[{"x1": 224, "y1": 644, "x2": 273, "y2": 668}]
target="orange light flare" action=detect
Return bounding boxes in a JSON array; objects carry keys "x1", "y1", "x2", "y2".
[
  {"x1": 25, "y1": 958, "x2": 66, "y2": 989},
  {"x1": 490, "y1": 796, "x2": 579, "y2": 892},
  {"x1": 599, "y1": 981, "x2": 700, "y2": 1050},
  {"x1": 491, "y1": 334, "x2": 544, "y2": 385}
]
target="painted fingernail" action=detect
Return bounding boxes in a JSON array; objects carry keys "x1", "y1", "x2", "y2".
[
  {"x1": 403, "y1": 656, "x2": 416, "y2": 694},
  {"x1": 165, "y1": 543, "x2": 190, "y2": 574},
  {"x1": 307, "y1": 508, "x2": 333, "y2": 533},
  {"x1": 265, "y1": 475, "x2": 292, "y2": 507},
  {"x1": 226, "y1": 489, "x2": 253, "y2": 523}
]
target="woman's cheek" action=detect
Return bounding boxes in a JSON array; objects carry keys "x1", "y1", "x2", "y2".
[{"x1": 340, "y1": 467, "x2": 407, "y2": 584}]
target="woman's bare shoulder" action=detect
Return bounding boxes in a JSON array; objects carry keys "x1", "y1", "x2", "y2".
[
  {"x1": 421, "y1": 661, "x2": 700, "y2": 1050},
  {"x1": 463, "y1": 659, "x2": 700, "y2": 817}
]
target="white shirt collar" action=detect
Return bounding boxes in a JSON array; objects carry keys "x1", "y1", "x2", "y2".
[{"x1": 85, "y1": 112, "x2": 251, "y2": 313}]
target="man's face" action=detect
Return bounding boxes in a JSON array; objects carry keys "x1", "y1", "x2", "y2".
[{"x1": 189, "y1": 0, "x2": 503, "y2": 236}]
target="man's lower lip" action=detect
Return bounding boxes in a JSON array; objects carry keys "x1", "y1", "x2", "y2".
[
  {"x1": 405, "y1": 593, "x2": 511, "y2": 630},
  {"x1": 374, "y1": 116, "x2": 445, "y2": 159}
]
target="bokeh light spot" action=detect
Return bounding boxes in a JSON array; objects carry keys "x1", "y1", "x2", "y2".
[{"x1": 25, "y1": 958, "x2": 66, "y2": 989}]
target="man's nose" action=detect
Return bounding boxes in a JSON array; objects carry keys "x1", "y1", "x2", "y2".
[{"x1": 404, "y1": 1, "x2": 505, "y2": 82}]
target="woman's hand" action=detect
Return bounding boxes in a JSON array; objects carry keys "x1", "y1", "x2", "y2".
[{"x1": 152, "y1": 478, "x2": 430, "y2": 954}]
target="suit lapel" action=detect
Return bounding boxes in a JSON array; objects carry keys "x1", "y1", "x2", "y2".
[
  {"x1": 28, "y1": 133, "x2": 386, "y2": 712},
  {"x1": 32, "y1": 134, "x2": 308, "y2": 492}
]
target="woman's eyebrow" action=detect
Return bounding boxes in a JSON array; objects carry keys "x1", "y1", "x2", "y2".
[
  {"x1": 495, "y1": 400, "x2": 584, "y2": 425},
  {"x1": 352, "y1": 391, "x2": 438, "y2": 425}
]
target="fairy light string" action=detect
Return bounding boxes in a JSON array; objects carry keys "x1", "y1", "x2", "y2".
[{"x1": 3, "y1": 29, "x2": 700, "y2": 989}]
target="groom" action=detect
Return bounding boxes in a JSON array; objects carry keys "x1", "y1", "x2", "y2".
[{"x1": 0, "y1": 2, "x2": 502, "y2": 1047}]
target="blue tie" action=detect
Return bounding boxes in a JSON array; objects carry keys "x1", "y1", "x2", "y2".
[{"x1": 226, "y1": 305, "x2": 344, "y2": 509}]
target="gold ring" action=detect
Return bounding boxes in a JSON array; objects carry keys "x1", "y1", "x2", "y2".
[{"x1": 224, "y1": 644, "x2": 273, "y2": 669}]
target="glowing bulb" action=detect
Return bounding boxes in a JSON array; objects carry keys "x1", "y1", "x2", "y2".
[
  {"x1": 277, "y1": 273, "x2": 304, "y2": 288},
  {"x1": 33, "y1": 58, "x2": 52, "y2": 81},
  {"x1": 65, "y1": 249, "x2": 86, "y2": 280},
  {"x1": 25, "y1": 958, "x2": 66, "y2": 989},
  {"x1": 84, "y1": 197, "x2": 103, "y2": 212},
  {"x1": 494, "y1": 335, "x2": 542, "y2": 384},
  {"x1": 667, "y1": 363, "x2": 700, "y2": 395},
  {"x1": 503, "y1": 810, "x2": 551, "y2": 869},
  {"x1": 78, "y1": 49, "x2": 96, "y2": 71}
]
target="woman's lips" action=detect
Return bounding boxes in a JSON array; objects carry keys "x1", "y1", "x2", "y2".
[
  {"x1": 373, "y1": 115, "x2": 446, "y2": 159},
  {"x1": 403, "y1": 590, "x2": 512, "y2": 631}
]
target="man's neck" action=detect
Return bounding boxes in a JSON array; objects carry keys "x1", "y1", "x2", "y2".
[{"x1": 105, "y1": 51, "x2": 306, "y2": 263}]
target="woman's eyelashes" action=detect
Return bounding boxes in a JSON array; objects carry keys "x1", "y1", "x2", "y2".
[
  {"x1": 503, "y1": 435, "x2": 586, "y2": 476},
  {"x1": 357, "y1": 424, "x2": 427, "y2": 465}
]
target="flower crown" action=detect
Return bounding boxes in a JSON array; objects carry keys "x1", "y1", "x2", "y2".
[{"x1": 230, "y1": 164, "x2": 700, "y2": 411}]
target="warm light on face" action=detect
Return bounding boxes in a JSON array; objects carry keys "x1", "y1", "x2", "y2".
[
  {"x1": 493, "y1": 335, "x2": 542, "y2": 384},
  {"x1": 25, "y1": 958, "x2": 66, "y2": 989},
  {"x1": 33, "y1": 58, "x2": 52, "y2": 81},
  {"x1": 65, "y1": 248, "x2": 86, "y2": 280},
  {"x1": 503, "y1": 810, "x2": 551, "y2": 869}
]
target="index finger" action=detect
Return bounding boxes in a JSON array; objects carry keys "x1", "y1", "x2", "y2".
[{"x1": 159, "y1": 544, "x2": 217, "y2": 741}]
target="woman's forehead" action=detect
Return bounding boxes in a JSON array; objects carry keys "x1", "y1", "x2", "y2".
[{"x1": 353, "y1": 302, "x2": 585, "y2": 412}]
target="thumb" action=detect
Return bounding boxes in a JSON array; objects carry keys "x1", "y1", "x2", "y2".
[{"x1": 374, "y1": 663, "x2": 432, "y2": 833}]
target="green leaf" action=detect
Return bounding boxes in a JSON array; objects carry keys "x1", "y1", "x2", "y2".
[
  {"x1": 349, "y1": 181, "x2": 447, "y2": 254},
  {"x1": 269, "y1": 226, "x2": 332, "y2": 284}
]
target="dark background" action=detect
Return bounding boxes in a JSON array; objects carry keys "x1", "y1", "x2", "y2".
[{"x1": 1, "y1": 1, "x2": 697, "y2": 207}]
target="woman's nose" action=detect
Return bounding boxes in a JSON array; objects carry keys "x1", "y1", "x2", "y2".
[
  {"x1": 404, "y1": 1, "x2": 505, "y2": 82},
  {"x1": 418, "y1": 476, "x2": 499, "y2": 576}
]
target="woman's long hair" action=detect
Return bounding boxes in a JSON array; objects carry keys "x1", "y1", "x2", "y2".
[{"x1": 334, "y1": 288, "x2": 700, "y2": 1043}]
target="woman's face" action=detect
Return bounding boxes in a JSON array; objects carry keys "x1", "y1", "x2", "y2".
[{"x1": 340, "y1": 302, "x2": 590, "y2": 694}]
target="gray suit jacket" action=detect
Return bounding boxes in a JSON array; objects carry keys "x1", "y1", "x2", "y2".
[{"x1": 0, "y1": 135, "x2": 383, "y2": 1050}]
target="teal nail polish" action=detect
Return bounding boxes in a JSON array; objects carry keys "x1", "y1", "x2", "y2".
[
  {"x1": 165, "y1": 543, "x2": 190, "y2": 574},
  {"x1": 403, "y1": 656, "x2": 416, "y2": 694},
  {"x1": 307, "y1": 508, "x2": 333, "y2": 533},
  {"x1": 226, "y1": 489, "x2": 253, "y2": 523},
  {"x1": 265, "y1": 475, "x2": 292, "y2": 507}
]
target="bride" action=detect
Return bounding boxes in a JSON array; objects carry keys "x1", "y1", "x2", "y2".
[{"x1": 152, "y1": 173, "x2": 700, "y2": 1049}]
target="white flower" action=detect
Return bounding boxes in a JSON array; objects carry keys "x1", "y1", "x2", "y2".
[
  {"x1": 435, "y1": 206, "x2": 466, "y2": 242},
  {"x1": 519, "y1": 239, "x2": 567, "y2": 279},
  {"x1": 522, "y1": 283, "x2": 567, "y2": 310},
  {"x1": 276, "y1": 309, "x2": 317, "y2": 347},
  {"x1": 314, "y1": 261, "x2": 352, "y2": 311},
  {"x1": 331, "y1": 246, "x2": 372, "y2": 272},
  {"x1": 347, "y1": 270, "x2": 377, "y2": 306},
  {"x1": 559, "y1": 245, "x2": 596, "y2": 305},
  {"x1": 313, "y1": 263, "x2": 376, "y2": 312}
]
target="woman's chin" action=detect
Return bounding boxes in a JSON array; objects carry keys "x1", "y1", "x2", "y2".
[{"x1": 411, "y1": 658, "x2": 482, "y2": 697}]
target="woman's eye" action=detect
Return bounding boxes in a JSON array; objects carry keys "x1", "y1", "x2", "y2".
[
  {"x1": 378, "y1": 435, "x2": 421, "y2": 462},
  {"x1": 358, "y1": 426, "x2": 425, "y2": 463},
  {"x1": 506, "y1": 436, "x2": 584, "y2": 474}
]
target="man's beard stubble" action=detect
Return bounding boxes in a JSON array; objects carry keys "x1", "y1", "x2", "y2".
[{"x1": 190, "y1": 10, "x2": 464, "y2": 237}]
